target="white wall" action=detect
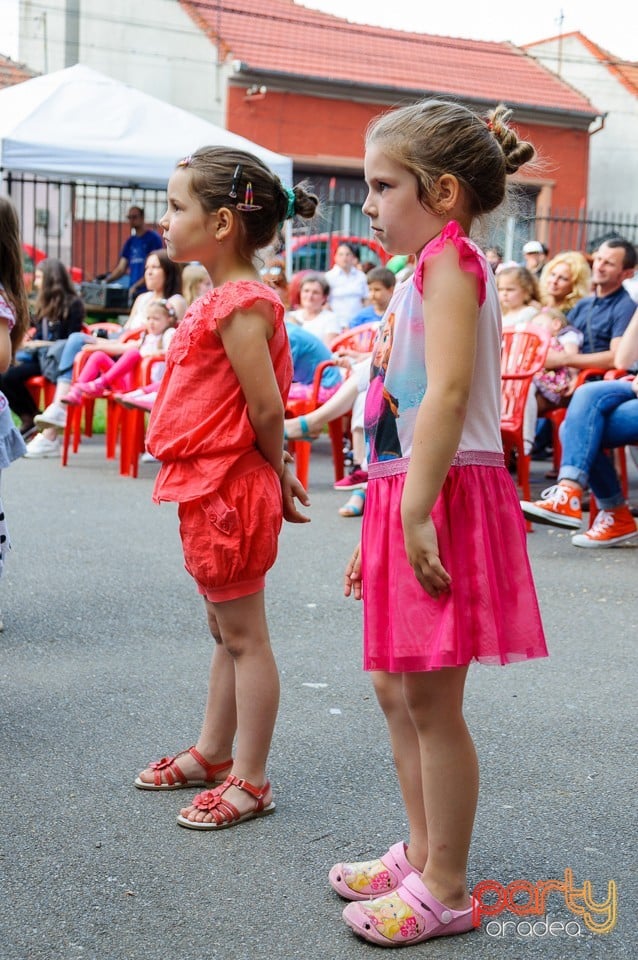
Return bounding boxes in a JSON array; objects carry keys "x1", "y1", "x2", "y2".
[
  {"x1": 528, "y1": 36, "x2": 638, "y2": 215},
  {"x1": 19, "y1": 0, "x2": 225, "y2": 125}
]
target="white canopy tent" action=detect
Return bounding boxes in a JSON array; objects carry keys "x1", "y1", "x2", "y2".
[{"x1": 0, "y1": 64, "x2": 292, "y2": 187}]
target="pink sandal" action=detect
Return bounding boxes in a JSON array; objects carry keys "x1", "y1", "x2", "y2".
[
  {"x1": 134, "y1": 746, "x2": 232, "y2": 791},
  {"x1": 176, "y1": 774, "x2": 275, "y2": 831},
  {"x1": 342, "y1": 873, "x2": 477, "y2": 947},
  {"x1": 78, "y1": 377, "x2": 110, "y2": 399},
  {"x1": 329, "y1": 842, "x2": 417, "y2": 901}
]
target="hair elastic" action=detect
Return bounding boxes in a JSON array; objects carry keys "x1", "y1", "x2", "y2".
[
  {"x1": 285, "y1": 187, "x2": 296, "y2": 220},
  {"x1": 177, "y1": 155, "x2": 192, "y2": 167}
]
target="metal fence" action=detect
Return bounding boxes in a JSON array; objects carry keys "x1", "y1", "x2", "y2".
[{"x1": 3, "y1": 170, "x2": 638, "y2": 281}]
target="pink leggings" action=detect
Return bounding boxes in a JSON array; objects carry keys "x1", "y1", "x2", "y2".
[{"x1": 78, "y1": 350, "x2": 142, "y2": 392}]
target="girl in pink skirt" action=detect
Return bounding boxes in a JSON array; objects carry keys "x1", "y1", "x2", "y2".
[{"x1": 330, "y1": 100, "x2": 548, "y2": 948}]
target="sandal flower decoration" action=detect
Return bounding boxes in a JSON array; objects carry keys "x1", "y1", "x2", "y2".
[
  {"x1": 149, "y1": 755, "x2": 177, "y2": 773},
  {"x1": 190, "y1": 787, "x2": 225, "y2": 812}
]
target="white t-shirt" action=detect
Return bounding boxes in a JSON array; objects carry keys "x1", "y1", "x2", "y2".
[
  {"x1": 324, "y1": 265, "x2": 369, "y2": 329},
  {"x1": 287, "y1": 307, "x2": 340, "y2": 344}
]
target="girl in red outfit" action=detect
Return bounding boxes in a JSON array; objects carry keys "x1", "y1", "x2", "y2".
[{"x1": 135, "y1": 147, "x2": 315, "y2": 830}]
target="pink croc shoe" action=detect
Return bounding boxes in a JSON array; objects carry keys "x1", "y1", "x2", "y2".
[
  {"x1": 329, "y1": 841, "x2": 418, "y2": 901},
  {"x1": 342, "y1": 873, "x2": 477, "y2": 947}
]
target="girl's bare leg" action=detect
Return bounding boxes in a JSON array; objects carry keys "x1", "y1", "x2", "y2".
[
  {"x1": 136, "y1": 599, "x2": 237, "y2": 785},
  {"x1": 403, "y1": 666, "x2": 477, "y2": 909},
  {"x1": 372, "y1": 671, "x2": 427, "y2": 870},
  {"x1": 180, "y1": 590, "x2": 279, "y2": 823}
]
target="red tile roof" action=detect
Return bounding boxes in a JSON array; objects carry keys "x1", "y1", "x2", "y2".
[
  {"x1": 0, "y1": 53, "x2": 38, "y2": 90},
  {"x1": 525, "y1": 32, "x2": 638, "y2": 100},
  {"x1": 180, "y1": 0, "x2": 595, "y2": 116}
]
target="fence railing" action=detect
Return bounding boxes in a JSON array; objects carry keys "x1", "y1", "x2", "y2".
[{"x1": 3, "y1": 171, "x2": 638, "y2": 280}]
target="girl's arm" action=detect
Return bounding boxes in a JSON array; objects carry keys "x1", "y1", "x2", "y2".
[
  {"x1": 614, "y1": 307, "x2": 638, "y2": 370},
  {"x1": 401, "y1": 246, "x2": 479, "y2": 597},
  {"x1": 0, "y1": 323, "x2": 12, "y2": 373},
  {"x1": 219, "y1": 306, "x2": 286, "y2": 477}
]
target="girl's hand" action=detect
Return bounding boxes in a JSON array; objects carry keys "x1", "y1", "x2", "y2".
[
  {"x1": 403, "y1": 516, "x2": 451, "y2": 599},
  {"x1": 280, "y1": 456, "x2": 311, "y2": 523},
  {"x1": 344, "y1": 543, "x2": 362, "y2": 600}
]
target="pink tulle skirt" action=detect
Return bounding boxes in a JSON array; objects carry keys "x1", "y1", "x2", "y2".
[{"x1": 361, "y1": 455, "x2": 548, "y2": 672}]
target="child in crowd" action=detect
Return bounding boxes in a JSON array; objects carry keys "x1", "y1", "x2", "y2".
[
  {"x1": 517, "y1": 307, "x2": 585, "y2": 456},
  {"x1": 348, "y1": 266, "x2": 395, "y2": 328},
  {"x1": 330, "y1": 100, "x2": 547, "y2": 947},
  {"x1": 496, "y1": 264, "x2": 540, "y2": 327},
  {"x1": 531, "y1": 307, "x2": 584, "y2": 409},
  {"x1": 134, "y1": 147, "x2": 312, "y2": 830},
  {"x1": 61, "y1": 299, "x2": 177, "y2": 404},
  {"x1": 181, "y1": 262, "x2": 212, "y2": 305},
  {"x1": 0, "y1": 198, "x2": 31, "y2": 627}
]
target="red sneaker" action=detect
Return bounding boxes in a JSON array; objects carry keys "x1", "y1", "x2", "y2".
[
  {"x1": 572, "y1": 506, "x2": 638, "y2": 548},
  {"x1": 334, "y1": 468, "x2": 368, "y2": 491},
  {"x1": 520, "y1": 483, "x2": 582, "y2": 529}
]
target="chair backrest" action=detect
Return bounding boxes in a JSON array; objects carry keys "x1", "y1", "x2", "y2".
[
  {"x1": 500, "y1": 326, "x2": 551, "y2": 428},
  {"x1": 501, "y1": 325, "x2": 550, "y2": 379},
  {"x1": 331, "y1": 321, "x2": 379, "y2": 355}
]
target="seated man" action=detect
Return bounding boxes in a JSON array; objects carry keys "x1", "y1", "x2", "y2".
[
  {"x1": 543, "y1": 238, "x2": 636, "y2": 381},
  {"x1": 105, "y1": 206, "x2": 163, "y2": 301},
  {"x1": 521, "y1": 306, "x2": 638, "y2": 548}
]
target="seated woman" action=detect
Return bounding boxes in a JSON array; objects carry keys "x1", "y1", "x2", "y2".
[
  {"x1": 3, "y1": 258, "x2": 86, "y2": 455},
  {"x1": 538, "y1": 250, "x2": 591, "y2": 314},
  {"x1": 521, "y1": 306, "x2": 638, "y2": 548},
  {"x1": 61, "y1": 298, "x2": 177, "y2": 404},
  {"x1": 28, "y1": 250, "x2": 185, "y2": 453},
  {"x1": 287, "y1": 273, "x2": 341, "y2": 346}
]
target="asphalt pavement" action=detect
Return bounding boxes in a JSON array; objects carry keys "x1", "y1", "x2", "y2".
[{"x1": 1, "y1": 435, "x2": 636, "y2": 960}]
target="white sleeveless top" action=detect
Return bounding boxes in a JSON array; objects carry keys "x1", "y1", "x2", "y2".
[{"x1": 365, "y1": 221, "x2": 503, "y2": 463}]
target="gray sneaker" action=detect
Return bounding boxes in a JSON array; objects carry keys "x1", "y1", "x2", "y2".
[{"x1": 34, "y1": 402, "x2": 67, "y2": 430}]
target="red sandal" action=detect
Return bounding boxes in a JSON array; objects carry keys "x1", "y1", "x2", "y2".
[
  {"x1": 134, "y1": 746, "x2": 232, "y2": 791},
  {"x1": 176, "y1": 774, "x2": 275, "y2": 830}
]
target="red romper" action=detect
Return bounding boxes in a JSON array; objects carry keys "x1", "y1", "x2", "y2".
[{"x1": 146, "y1": 281, "x2": 292, "y2": 603}]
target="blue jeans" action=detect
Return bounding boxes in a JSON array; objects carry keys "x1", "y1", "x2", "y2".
[
  {"x1": 56, "y1": 332, "x2": 93, "y2": 382},
  {"x1": 559, "y1": 379, "x2": 638, "y2": 508}
]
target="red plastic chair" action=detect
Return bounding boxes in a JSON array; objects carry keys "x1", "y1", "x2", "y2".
[
  {"x1": 500, "y1": 326, "x2": 551, "y2": 514},
  {"x1": 285, "y1": 359, "x2": 347, "y2": 490},
  {"x1": 118, "y1": 355, "x2": 165, "y2": 478},
  {"x1": 26, "y1": 375, "x2": 55, "y2": 410},
  {"x1": 61, "y1": 329, "x2": 143, "y2": 466},
  {"x1": 330, "y1": 322, "x2": 379, "y2": 356},
  {"x1": 26, "y1": 323, "x2": 95, "y2": 412}
]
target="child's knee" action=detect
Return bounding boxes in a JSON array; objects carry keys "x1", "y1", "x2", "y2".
[{"x1": 372, "y1": 671, "x2": 404, "y2": 713}]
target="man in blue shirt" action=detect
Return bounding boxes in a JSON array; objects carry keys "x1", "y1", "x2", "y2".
[
  {"x1": 105, "y1": 206, "x2": 163, "y2": 300},
  {"x1": 545, "y1": 238, "x2": 637, "y2": 376}
]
